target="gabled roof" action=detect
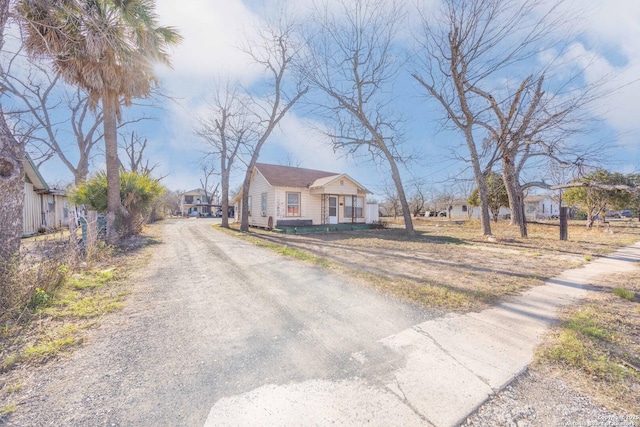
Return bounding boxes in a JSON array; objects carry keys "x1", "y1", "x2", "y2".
[
  {"x1": 23, "y1": 154, "x2": 49, "y2": 191},
  {"x1": 255, "y1": 163, "x2": 338, "y2": 188},
  {"x1": 309, "y1": 173, "x2": 371, "y2": 194},
  {"x1": 181, "y1": 188, "x2": 208, "y2": 196}
]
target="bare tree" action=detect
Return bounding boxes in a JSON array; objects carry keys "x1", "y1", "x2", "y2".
[
  {"x1": 238, "y1": 13, "x2": 308, "y2": 232},
  {"x1": 380, "y1": 182, "x2": 402, "y2": 219},
  {"x1": 408, "y1": 181, "x2": 428, "y2": 217},
  {"x1": 195, "y1": 81, "x2": 254, "y2": 228},
  {"x1": 412, "y1": 0, "x2": 602, "y2": 237},
  {"x1": 278, "y1": 152, "x2": 303, "y2": 168},
  {"x1": 456, "y1": 177, "x2": 476, "y2": 219},
  {"x1": 199, "y1": 163, "x2": 218, "y2": 216},
  {"x1": 119, "y1": 131, "x2": 159, "y2": 176},
  {"x1": 435, "y1": 187, "x2": 456, "y2": 219},
  {"x1": 2, "y1": 50, "x2": 153, "y2": 184},
  {"x1": 299, "y1": 0, "x2": 415, "y2": 236}
]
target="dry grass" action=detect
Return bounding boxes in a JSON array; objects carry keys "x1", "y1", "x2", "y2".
[
  {"x1": 535, "y1": 268, "x2": 640, "y2": 414},
  {"x1": 239, "y1": 218, "x2": 640, "y2": 311},
  {"x1": 0, "y1": 224, "x2": 158, "y2": 416}
]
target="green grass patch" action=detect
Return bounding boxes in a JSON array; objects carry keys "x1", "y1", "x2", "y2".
[
  {"x1": 4, "y1": 382, "x2": 23, "y2": 394},
  {"x1": 564, "y1": 307, "x2": 613, "y2": 341},
  {"x1": 58, "y1": 294, "x2": 124, "y2": 318},
  {"x1": 67, "y1": 269, "x2": 115, "y2": 290},
  {"x1": 216, "y1": 226, "x2": 331, "y2": 267},
  {"x1": 2, "y1": 325, "x2": 83, "y2": 370},
  {"x1": 613, "y1": 287, "x2": 635, "y2": 301},
  {"x1": 254, "y1": 240, "x2": 330, "y2": 267},
  {"x1": 538, "y1": 306, "x2": 634, "y2": 384},
  {"x1": 0, "y1": 404, "x2": 17, "y2": 416}
]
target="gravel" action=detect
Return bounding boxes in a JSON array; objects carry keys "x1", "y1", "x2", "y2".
[{"x1": 463, "y1": 368, "x2": 639, "y2": 427}]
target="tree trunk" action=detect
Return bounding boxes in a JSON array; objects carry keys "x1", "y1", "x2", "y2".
[
  {"x1": 502, "y1": 160, "x2": 528, "y2": 238},
  {"x1": 0, "y1": 109, "x2": 24, "y2": 275},
  {"x1": 221, "y1": 167, "x2": 230, "y2": 228},
  {"x1": 462, "y1": 126, "x2": 492, "y2": 236},
  {"x1": 103, "y1": 97, "x2": 122, "y2": 244},
  {"x1": 474, "y1": 168, "x2": 492, "y2": 236},
  {"x1": 240, "y1": 173, "x2": 251, "y2": 232},
  {"x1": 378, "y1": 139, "x2": 414, "y2": 236}
]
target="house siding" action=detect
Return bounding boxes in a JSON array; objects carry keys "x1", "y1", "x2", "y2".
[
  {"x1": 23, "y1": 182, "x2": 41, "y2": 235},
  {"x1": 322, "y1": 178, "x2": 359, "y2": 196},
  {"x1": 274, "y1": 187, "x2": 322, "y2": 225},
  {"x1": 247, "y1": 169, "x2": 276, "y2": 228},
  {"x1": 22, "y1": 188, "x2": 69, "y2": 235}
]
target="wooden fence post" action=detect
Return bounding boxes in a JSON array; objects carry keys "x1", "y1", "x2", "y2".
[{"x1": 560, "y1": 207, "x2": 568, "y2": 241}]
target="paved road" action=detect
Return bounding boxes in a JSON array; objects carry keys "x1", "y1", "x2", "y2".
[{"x1": 7, "y1": 219, "x2": 436, "y2": 426}]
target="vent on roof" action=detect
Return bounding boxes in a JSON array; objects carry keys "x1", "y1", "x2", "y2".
[{"x1": 340, "y1": 180, "x2": 344, "y2": 185}]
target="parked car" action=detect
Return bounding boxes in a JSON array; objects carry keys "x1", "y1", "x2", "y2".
[
  {"x1": 605, "y1": 210, "x2": 621, "y2": 218},
  {"x1": 439, "y1": 211, "x2": 447, "y2": 217},
  {"x1": 620, "y1": 210, "x2": 634, "y2": 218}
]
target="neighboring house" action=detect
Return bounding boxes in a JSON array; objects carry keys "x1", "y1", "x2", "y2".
[
  {"x1": 234, "y1": 163, "x2": 376, "y2": 228},
  {"x1": 524, "y1": 194, "x2": 561, "y2": 220},
  {"x1": 448, "y1": 198, "x2": 510, "y2": 220},
  {"x1": 180, "y1": 189, "x2": 213, "y2": 217},
  {"x1": 23, "y1": 155, "x2": 70, "y2": 236},
  {"x1": 448, "y1": 194, "x2": 559, "y2": 221}
]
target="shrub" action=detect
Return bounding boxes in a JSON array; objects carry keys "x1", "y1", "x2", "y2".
[
  {"x1": 613, "y1": 287, "x2": 635, "y2": 301},
  {"x1": 71, "y1": 171, "x2": 165, "y2": 238},
  {"x1": 0, "y1": 240, "x2": 74, "y2": 321}
]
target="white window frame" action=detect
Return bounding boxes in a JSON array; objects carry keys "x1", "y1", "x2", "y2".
[
  {"x1": 261, "y1": 192, "x2": 267, "y2": 216},
  {"x1": 344, "y1": 196, "x2": 364, "y2": 218},
  {"x1": 286, "y1": 192, "x2": 301, "y2": 217}
]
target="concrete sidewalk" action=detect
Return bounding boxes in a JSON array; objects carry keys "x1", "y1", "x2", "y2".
[
  {"x1": 205, "y1": 243, "x2": 640, "y2": 427},
  {"x1": 379, "y1": 242, "x2": 640, "y2": 426}
]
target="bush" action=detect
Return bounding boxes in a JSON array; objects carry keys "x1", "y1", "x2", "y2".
[
  {"x1": 71, "y1": 172, "x2": 165, "y2": 238},
  {"x1": 1, "y1": 240, "x2": 74, "y2": 321}
]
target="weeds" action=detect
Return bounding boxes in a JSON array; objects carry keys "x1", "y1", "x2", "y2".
[
  {"x1": 613, "y1": 287, "x2": 635, "y2": 301},
  {"x1": 0, "y1": 404, "x2": 16, "y2": 416},
  {"x1": 536, "y1": 277, "x2": 640, "y2": 413}
]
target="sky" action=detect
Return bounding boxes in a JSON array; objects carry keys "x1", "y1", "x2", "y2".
[{"x1": 18, "y1": 0, "x2": 640, "y2": 199}]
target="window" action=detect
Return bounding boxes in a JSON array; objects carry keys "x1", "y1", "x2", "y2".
[
  {"x1": 261, "y1": 193, "x2": 267, "y2": 216},
  {"x1": 462, "y1": 205, "x2": 467, "y2": 212},
  {"x1": 184, "y1": 195, "x2": 194, "y2": 204},
  {"x1": 248, "y1": 196, "x2": 252, "y2": 216},
  {"x1": 287, "y1": 192, "x2": 300, "y2": 216},
  {"x1": 345, "y1": 196, "x2": 364, "y2": 218}
]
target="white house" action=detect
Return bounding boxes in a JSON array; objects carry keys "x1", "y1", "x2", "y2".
[
  {"x1": 179, "y1": 189, "x2": 213, "y2": 217},
  {"x1": 523, "y1": 194, "x2": 561, "y2": 220},
  {"x1": 23, "y1": 155, "x2": 70, "y2": 236},
  {"x1": 448, "y1": 194, "x2": 559, "y2": 221},
  {"x1": 235, "y1": 163, "x2": 375, "y2": 228}
]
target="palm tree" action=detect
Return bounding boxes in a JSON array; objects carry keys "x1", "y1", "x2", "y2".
[{"x1": 17, "y1": 0, "x2": 181, "y2": 242}]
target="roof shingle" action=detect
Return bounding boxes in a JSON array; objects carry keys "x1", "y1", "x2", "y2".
[{"x1": 255, "y1": 163, "x2": 339, "y2": 188}]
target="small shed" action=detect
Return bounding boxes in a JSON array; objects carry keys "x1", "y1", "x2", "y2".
[{"x1": 23, "y1": 155, "x2": 70, "y2": 235}]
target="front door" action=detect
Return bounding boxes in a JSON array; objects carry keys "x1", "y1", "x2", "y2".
[{"x1": 328, "y1": 196, "x2": 338, "y2": 224}]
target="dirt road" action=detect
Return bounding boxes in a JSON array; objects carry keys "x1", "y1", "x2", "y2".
[{"x1": 6, "y1": 219, "x2": 436, "y2": 426}]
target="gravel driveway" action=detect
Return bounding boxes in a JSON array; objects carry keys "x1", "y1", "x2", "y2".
[{"x1": 5, "y1": 219, "x2": 436, "y2": 426}]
